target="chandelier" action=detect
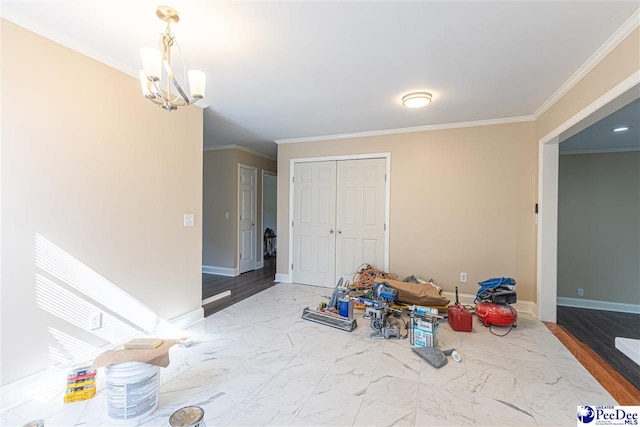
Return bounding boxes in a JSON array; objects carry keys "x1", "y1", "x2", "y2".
[{"x1": 138, "y1": 6, "x2": 206, "y2": 111}]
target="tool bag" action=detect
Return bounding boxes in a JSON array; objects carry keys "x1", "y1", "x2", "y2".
[{"x1": 475, "y1": 277, "x2": 516, "y2": 303}]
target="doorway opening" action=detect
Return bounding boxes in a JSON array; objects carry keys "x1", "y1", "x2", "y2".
[
  {"x1": 262, "y1": 170, "x2": 277, "y2": 267},
  {"x1": 537, "y1": 75, "x2": 639, "y2": 323}
]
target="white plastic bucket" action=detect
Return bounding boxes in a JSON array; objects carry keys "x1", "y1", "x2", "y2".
[{"x1": 105, "y1": 361, "x2": 160, "y2": 424}]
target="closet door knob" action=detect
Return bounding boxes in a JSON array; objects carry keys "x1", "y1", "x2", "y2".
[
  {"x1": 337, "y1": 229, "x2": 342, "y2": 234},
  {"x1": 329, "y1": 229, "x2": 334, "y2": 234}
]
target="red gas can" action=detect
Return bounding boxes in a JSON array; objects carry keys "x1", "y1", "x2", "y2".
[{"x1": 447, "y1": 287, "x2": 473, "y2": 332}]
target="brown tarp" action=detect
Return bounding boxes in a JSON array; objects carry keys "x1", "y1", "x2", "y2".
[
  {"x1": 375, "y1": 278, "x2": 450, "y2": 307},
  {"x1": 92, "y1": 339, "x2": 178, "y2": 369}
]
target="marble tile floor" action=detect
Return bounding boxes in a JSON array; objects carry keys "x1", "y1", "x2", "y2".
[{"x1": 2, "y1": 283, "x2": 617, "y2": 426}]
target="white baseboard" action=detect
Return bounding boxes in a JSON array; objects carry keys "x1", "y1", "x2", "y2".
[
  {"x1": 275, "y1": 273, "x2": 291, "y2": 283},
  {"x1": 557, "y1": 297, "x2": 640, "y2": 314},
  {"x1": 442, "y1": 290, "x2": 538, "y2": 316},
  {"x1": 202, "y1": 265, "x2": 239, "y2": 277},
  {"x1": 169, "y1": 307, "x2": 204, "y2": 329}
]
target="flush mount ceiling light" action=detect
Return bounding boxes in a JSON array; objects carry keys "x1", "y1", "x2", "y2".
[
  {"x1": 402, "y1": 92, "x2": 432, "y2": 109},
  {"x1": 612, "y1": 126, "x2": 630, "y2": 132},
  {"x1": 139, "y1": 6, "x2": 206, "y2": 111}
]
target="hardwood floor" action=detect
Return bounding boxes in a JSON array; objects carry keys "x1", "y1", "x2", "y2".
[
  {"x1": 202, "y1": 256, "x2": 278, "y2": 317},
  {"x1": 557, "y1": 306, "x2": 640, "y2": 392}
]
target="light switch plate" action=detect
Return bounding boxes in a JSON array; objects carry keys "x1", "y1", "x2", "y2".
[{"x1": 184, "y1": 214, "x2": 195, "y2": 227}]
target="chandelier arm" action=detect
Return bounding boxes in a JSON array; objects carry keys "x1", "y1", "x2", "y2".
[{"x1": 170, "y1": 74, "x2": 191, "y2": 104}]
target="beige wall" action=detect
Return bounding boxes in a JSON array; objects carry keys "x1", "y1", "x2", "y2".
[
  {"x1": 203, "y1": 150, "x2": 236, "y2": 268},
  {"x1": 1, "y1": 20, "x2": 203, "y2": 385},
  {"x1": 558, "y1": 152, "x2": 640, "y2": 304},
  {"x1": 202, "y1": 148, "x2": 277, "y2": 269},
  {"x1": 277, "y1": 122, "x2": 538, "y2": 301}
]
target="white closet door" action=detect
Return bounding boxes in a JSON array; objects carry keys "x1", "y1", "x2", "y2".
[
  {"x1": 335, "y1": 158, "x2": 386, "y2": 283},
  {"x1": 239, "y1": 165, "x2": 257, "y2": 274},
  {"x1": 292, "y1": 161, "x2": 336, "y2": 287}
]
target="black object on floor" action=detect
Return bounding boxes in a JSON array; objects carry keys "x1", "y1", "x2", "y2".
[{"x1": 557, "y1": 305, "x2": 640, "y2": 391}]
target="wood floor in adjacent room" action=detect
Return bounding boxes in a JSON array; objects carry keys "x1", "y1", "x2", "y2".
[
  {"x1": 555, "y1": 305, "x2": 640, "y2": 403},
  {"x1": 202, "y1": 256, "x2": 278, "y2": 317}
]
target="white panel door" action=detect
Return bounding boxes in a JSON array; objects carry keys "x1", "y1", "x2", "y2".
[
  {"x1": 292, "y1": 161, "x2": 336, "y2": 287},
  {"x1": 239, "y1": 165, "x2": 257, "y2": 274},
  {"x1": 335, "y1": 158, "x2": 386, "y2": 283}
]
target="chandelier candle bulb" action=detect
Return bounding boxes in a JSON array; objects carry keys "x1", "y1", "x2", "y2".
[
  {"x1": 188, "y1": 70, "x2": 206, "y2": 98},
  {"x1": 140, "y1": 47, "x2": 162, "y2": 81}
]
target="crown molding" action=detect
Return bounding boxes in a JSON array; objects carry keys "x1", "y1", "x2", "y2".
[
  {"x1": 203, "y1": 144, "x2": 276, "y2": 161},
  {"x1": 560, "y1": 147, "x2": 640, "y2": 155},
  {"x1": 275, "y1": 115, "x2": 534, "y2": 145},
  {"x1": 533, "y1": 9, "x2": 640, "y2": 119}
]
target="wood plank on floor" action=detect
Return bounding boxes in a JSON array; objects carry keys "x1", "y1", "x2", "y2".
[{"x1": 544, "y1": 321, "x2": 640, "y2": 405}]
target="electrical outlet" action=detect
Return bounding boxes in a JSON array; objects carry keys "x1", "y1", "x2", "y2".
[
  {"x1": 89, "y1": 312, "x2": 102, "y2": 330},
  {"x1": 577, "y1": 288, "x2": 584, "y2": 297},
  {"x1": 460, "y1": 272, "x2": 468, "y2": 283},
  {"x1": 183, "y1": 213, "x2": 195, "y2": 227}
]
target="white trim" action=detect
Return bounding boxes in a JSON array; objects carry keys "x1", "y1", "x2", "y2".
[
  {"x1": 275, "y1": 273, "x2": 291, "y2": 283},
  {"x1": 288, "y1": 153, "x2": 391, "y2": 284},
  {"x1": 202, "y1": 265, "x2": 239, "y2": 277},
  {"x1": 203, "y1": 144, "x2": 276, "y2": 161},
  {"x1": 442, "y1": 291, "x2": 538, "y2": 317},
  {"x1": 168, "y1": 307, "x2": 204, "y2": 329},
  {"x1": 540, "y1": 72, "x2": 640, "y2": 145},
  {"x1": 534, "y1": 10, "x2": 640, "y2": 119},
  {"x1": 238, "y1": 164, "x2": 258, "y2": 274},
  {"x1": 202, "y1": 290, "x2": 232, "y2": 306},
  {"x1": 537, "y1": 138, "x2": 560, "y2": 323},
  {"x1": 537, "y1": 73, "x2": 640, "y2": 323},
  {"x1": 560, "y1": 147, "x2": 640, "y2": 155},
  {"x1": 557, "y1": 297, "x2": 640, "y2": 314},
  {"x1": 256, "y1": 260, "x2": 264, "y2": 269},
  {"x1": 275, "y1": 116, "x2": 533, "y2": 145}
]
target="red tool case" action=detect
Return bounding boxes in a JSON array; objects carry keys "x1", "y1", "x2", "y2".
[
  {"x1": 475, "y1": 302, "x2": 517, "y2": 327},
  {"x1": 447, "y1": 287, "x2": 473, "y2": 332}
]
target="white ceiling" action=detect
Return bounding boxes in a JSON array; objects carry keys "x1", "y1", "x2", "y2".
[
  {"x1": 560, "y1": 95, "x2": 640, "y2": 153},
  {"x1": 2, "y1": 1, "x2": 639, "y2": 158}
]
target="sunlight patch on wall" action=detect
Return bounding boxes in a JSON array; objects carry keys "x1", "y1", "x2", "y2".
[
  {"x1": 35, "y1": 274, "x2": 140, "y2": 343},
  {"x1": 35, "y1": 234, "x2": 160, "y2": 331}
]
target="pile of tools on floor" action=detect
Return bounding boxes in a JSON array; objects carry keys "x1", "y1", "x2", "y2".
[{"x1": 301, "y1": 264, "x2": 519, "y2": 342}]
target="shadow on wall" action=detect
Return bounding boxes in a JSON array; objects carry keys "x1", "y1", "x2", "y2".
[{"x1": 31, "y1": 234, "x2": 184, "y2": 403}]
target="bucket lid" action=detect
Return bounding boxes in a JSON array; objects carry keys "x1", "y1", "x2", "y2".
[{"x1": 169, "y1": 406, "x2": 204, "y2": 427}]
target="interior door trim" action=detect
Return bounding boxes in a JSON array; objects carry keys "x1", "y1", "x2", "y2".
[{"x1": 288, "y1": 153, "x2": 391, "y2": 283}]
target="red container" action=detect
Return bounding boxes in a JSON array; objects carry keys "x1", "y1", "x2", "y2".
[
  {"x1": 475, "y1": 302, "x2": 518, "y2": 327},
  {"x1": 448, "y1": 304, "x2": 473, "y2": 332},
  {"x1": 447, "y1": 287, "x2": 472, "y2": 332}
]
